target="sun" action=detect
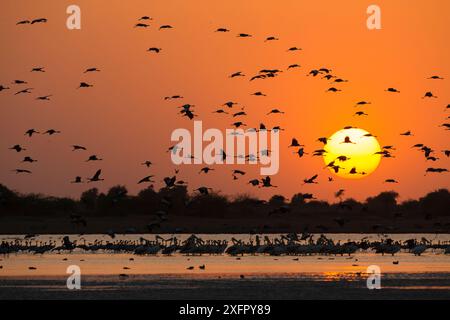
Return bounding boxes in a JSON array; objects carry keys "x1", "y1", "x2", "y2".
[{"x1": 323, "y1": 128, "x2": 381, "y2": 179}]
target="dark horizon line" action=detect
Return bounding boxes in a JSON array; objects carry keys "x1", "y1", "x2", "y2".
[{"x1": 1, "y1": 182, "x2": 449, "y2": 205}]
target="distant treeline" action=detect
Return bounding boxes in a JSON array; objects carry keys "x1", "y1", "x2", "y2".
[{"x1": 0, "y1": 184, "x2": 449, "y2": 221}]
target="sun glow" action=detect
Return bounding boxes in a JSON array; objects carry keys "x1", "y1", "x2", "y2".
[{"x1": 323, "y1": 128, "x2": 381, "y2": 179}]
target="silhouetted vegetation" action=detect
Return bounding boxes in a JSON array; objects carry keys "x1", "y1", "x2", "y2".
[{"x1": 1, "y1": 184, "x2": 449, "y2": 221}]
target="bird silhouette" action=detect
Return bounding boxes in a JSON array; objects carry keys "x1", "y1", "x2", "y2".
[
  {"x1": 164, "y1": 95, "x2": 183, "y2": 100},
  {"x1": 303, "y1": 174, "x2": 318, "y2": 184},
  {"x1": 341, "y1": 136, "x2": 356, "y2": 144},
  {"x1": 237, "y1": 33, "x2": 252, "y2": 38},
  {"x1": 12, "y1": 169, "x2": 32, "y2": 174},
  {"x1": 36, "y1": 95, "x2": 52, "y2": 101},
  {"x1": 72, "y1": 145, "x2": 87, "y2": 151},
  {"x1": 355, "y1": 101, "x2": 371, "y2": 107},
  {"x1": 229, "y1": 71, "x2": 244, "y2": 78},
  {"x1": 141, "y1": 160, "x2": 153, "y2": 167},
  {"x1": 385, "y1": 87, "x2": 400, "y2": 93},
  {"x1": 12, "y1": 80, "x2": 27, "y2": 84},
  {"x1": 159, "y1": 25, "x2": 173, "y2": 30},
  {"x1": 25, "y1": 129, "x2": 39, "y2": 137},
  {"x1": 287, "y1": 64, "x2": 301, "y2": 70},
  {"x1": 0, "y1": 85, "x2": 10, "y2": 91},
  {"x1": 231, "y1": 122, "x2": 246, "y2": 128},
  {"x1": 422, "y1": 91, "x2": 437, "y2": 98},
  {"x1": 326, "y1": 87, "x2": 341, "y2": 92},
  {"x1": 71, "y1": 176, "x2": 83, "y2": 183},
  {"x1": 31, "y1": 18, "x2": 47, "y2": 24},
  {"x1": 425, "y1": 168, "x2": 448, "y2": 174},
  {"x1": 294, "y1": 148, "x2": 307, "y2": 158},
  {"x1": 199, "y1": 167, "x2": 214, "y2": 174},
  {"x1": 87, "y1": 169, "x2": 104, "y2": 182},
  {"x1": 22, "y1": 156, "x2": 37, "y2": 163},
  {"x1": 267, "y1": 109, "x2": 285, "y2": 115},
  {"x1": 195, "y1": 187, "x2": 212, "y2": 195},
  {"x1": 400, "y1": 131, "x2": 413, "y2": 136},
  {"x1": 251, "y1": 91, "x2": 266, "y2": 96},
  {"x1": 265, "y1": 36, "x2": 279, "y2": 41},
  {"x1": 78, "y1": 82, "x2": 93, "y2": 88},
  {"x1": 289, "y1": 138, "x2": 304, "y2": 148},
  {"x1": 86, "y1": 155, "x2": 102, "y2": 161},
  {"x1": 84, "y1": 67, "x2": 100, "y2": 73},
  {"x1": 233, "y1": 111, "x2": 247, "y2": 117},
  {"x1": 9, "y1": 145, "x2": 26, "y2": 152},
  {"x1": 147, "y1": 47, "x2": 162, "y2": 53},
  {"x1": 138, "y1": 175, "x2": 155, "y2": 184},
  {"x1": 31, "y1": 67, "x2": 45, "y2": 72},
  {"x1": 15, "y1": 88, "x2": 33, "y2": 95},
  {"x1": 215, "y1": 28, "x2": 229, "y2": 32},
  {"x1": 134, "y1": 23, "x2": 150, "y2": 28},
  {"x1": 261, "y1": 176, "x2": 276, "y2": 188},
  {"x1": 213, "y1": 109, "x2": 228, "y2": 114},
  {"x1": 43, "y1": 129, "x2": 61, "y2": 135}
]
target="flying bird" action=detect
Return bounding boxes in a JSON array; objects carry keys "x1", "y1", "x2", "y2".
[
  {"x1": 22, "y1": 156, "x2": 37, "y2": 163},
  {"x1": 303, "y1": 174, "x2": 319, "y2": 184},
  {"x1": 138, "y1": 175, "x2": 155, "y2": 184},
  {"x1": 36, "y1": 95, "x2": 52, "y2": 101},
  {"x1": 31, "y1": 18, "x2": 47, "y2": 24},
  {"x1": 12, "y1": 169, "x2": 32, "y2": 174},
  {"x1": 25, "y1": 129, "x2": 39, "y2": 137},
  {"x1": 71, "y1": 176, "x2": 83, "y2": 184},
  {"x1": 159, "y1": 25, "x2": 173, "y2": 30},
  {"x1": 147, "y1": 47, "x2": 162, "y2": 53},
  {"x1": 9, "y1": 145, "x2": 26, "y2": 152},
  {"x1": 385, "y1": 87, "x2": 400, "y2": 93},
  {"x1": 265, "y1": 36, "x2": 279, "y2": 41},
  {"x1": 135, "y1": 23, "x2": 150, "y2": 28},
  {"x1": 72, "y1": 145, "x2": 87, "y2": 151},
  {"x1": 87, "y1": 169, "x2": 104, "y2": 182},
  {"x1": 229, "y1": 71, "x2": 244, "y2": 78},
  {"x1": 78, "y1": 82, "x2": 93, "y2": 88},
  {"x1": 340, "y1": 136, "x2": 356, "y2": 144},
  {"x1": 43, "y1": 129, "x2": 61, "y2": 135},
  {"x1": 141, "y1": 160, "x2": 153, "y2": 167},
  {"x1": 84, "y1": 67, "x2": 100, "y2": 73},
  {"x1": 86, "y1": 155, "x2": 103, "y2": 161},
  {"x1": 15, "y1": 88, "x2": 33, "y2": 95},
  {"x1": 289, "y1": 138, "x2": 304, "y2": 148},
  {"x1": 422, "y1": 91, "x2": 437, "y2": 98},
  {"x1": 267, "y1": 109, "x2": 285, "y2": 115}
]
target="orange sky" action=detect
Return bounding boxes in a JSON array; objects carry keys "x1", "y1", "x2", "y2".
[{"x1": 1, "y1": 0, "x2": 449, "y2": 202}]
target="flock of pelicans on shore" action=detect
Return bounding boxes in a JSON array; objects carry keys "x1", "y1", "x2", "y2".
[{"x1": 1, "y1": 233, "x2": 450, "y2": 257}]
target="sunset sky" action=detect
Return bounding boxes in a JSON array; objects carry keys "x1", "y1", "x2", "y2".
[{"x1": 1, "y1": 0, "x2": 449, "y2": 202}]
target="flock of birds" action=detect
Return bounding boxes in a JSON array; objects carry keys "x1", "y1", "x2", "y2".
[
  {"x1": 1, "y1": 13, "x2": 449, "y2": 208},
  {"x1": 1, "y1": 233, "x2": 449, "y2": 258}
]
